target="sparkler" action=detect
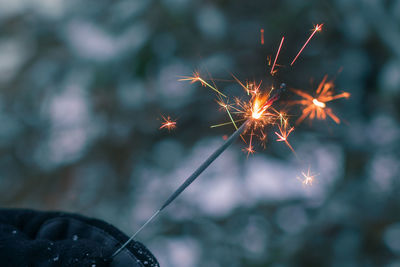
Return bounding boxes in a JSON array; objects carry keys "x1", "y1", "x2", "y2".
[
  {"x1": 290, "y1": 75, "x2": 350, "y2": 124},
  {"x1": 112, "y1": 84, "x2": 287, "y2": 259},
  {"x1": 290, "y1": 24, "x2": 323, "y2": 66},
  {"x1": 112, "y1": 23, "x2": 337, "y2": 260}
]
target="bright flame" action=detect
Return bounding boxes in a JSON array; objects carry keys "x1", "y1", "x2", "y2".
[
  {"x1": 312, "y1": 98, "x2": 326, "y2": 108},
  {"x1": 251, "y1": 97, "x2": 265, "y2": 119}
]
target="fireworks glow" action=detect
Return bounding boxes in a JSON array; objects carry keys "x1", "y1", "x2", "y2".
[{"x1": 291, "y1": 75, "x2": 350, "y2": 124}]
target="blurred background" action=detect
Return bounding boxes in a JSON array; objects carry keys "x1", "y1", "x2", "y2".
[{"x1": 0, "y1": 0, "x2": 399, "y2": 266}]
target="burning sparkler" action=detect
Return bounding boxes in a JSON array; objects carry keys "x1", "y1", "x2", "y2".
[
  {"x1": 290, "y1": 75, "x2": 350, "y2": 125},
  {"x1": 112, "y1": 83, "x2": 287, "y2": 259},
  {"x1": 112, "y1": 23, "x2": 331, "y2": 260}
]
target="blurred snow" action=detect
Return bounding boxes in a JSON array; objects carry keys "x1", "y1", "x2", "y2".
[
  {"x1": 196, "y1": 6, "x2": 226, "y2": 39},
  {"x1": 379, "y1": 60, "x2": 400, "y2": 94},
  {"x1": 384, "y1": 223, "x2": 400, "y2": 254},
  {"x1": 34, "y1": 85, "x2": 96, "y2": 168},
  {"x1": 367, "y1": 114, "x2": 400, "y2": 147},
  {"x1": 275, "y1": 205, "x2": 308, "y2": 234},
  {"x1": 0, "y1": 39, "x2": 29, "y2": 83},
  {"x1": 152, "y1": 237, "x2": 200, "y2": 267},
  {"x1": 157, "y1": 60, "x2": 194, "y2": 107},
  {"x1": 368, "y1": 153, "x2": 400, "y2": 193},
  {"x1": 117, "y1": 79, "x2": 147, "y2": 110},
  {"x1": 66, "y1": 20, "x2": 149, "y2": 61},
  {"x1": 198, "y1": 53, "x2": 234, "y2": 77}
]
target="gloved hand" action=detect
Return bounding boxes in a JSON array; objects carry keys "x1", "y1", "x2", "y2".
[{"x1": 0, "y1": 209, "x2": 159, "y2": 267}]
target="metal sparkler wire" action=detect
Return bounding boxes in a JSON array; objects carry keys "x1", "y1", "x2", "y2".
[{"x1": 111, "y1": 120, "x2": 249, "y2": 259}]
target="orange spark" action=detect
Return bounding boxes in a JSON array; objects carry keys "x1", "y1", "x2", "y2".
[
  {"x1": 297, "y1": 167, "x2": 317, "y2": 186},
  {"x1": 275, "y1": 119, "x2": 296, "y2": 155},
  {"x1": 260, "y1": 29, "x2": 264, "y2": 45},
  {"x1": 159, "y1": 115, "x2": 177, "y2": 131},
  {"x1": 271, "y1": 36, "x2": 285, "y2": 75},
  {"x1": 179, "y1": 72, "x2": 227, "y2": 97},
  {"x1": 290, "y1": 75, "x2": 350, "y2": 125},
  {"x1": 290, "y1": 24, "x2": 323, "y2": 66},
  {"x1": 243, "y1": 130, "x2": 256, "y2": 157}
]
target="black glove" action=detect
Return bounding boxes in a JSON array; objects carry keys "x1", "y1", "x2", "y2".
[{"x1": 0, "y1": 208, "x2": 159, "y2": 267}]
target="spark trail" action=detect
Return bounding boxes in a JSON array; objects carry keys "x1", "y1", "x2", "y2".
[
  {"x1": 290, "y1": 24, "x2": 323, "y2": 66},
  {"x1": 271, "y1": 36, "x2": 285, "y2": 75}
]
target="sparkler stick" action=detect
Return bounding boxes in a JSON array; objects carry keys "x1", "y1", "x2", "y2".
[
  {"x1": 290, "y1": 24, "x2": 323, "y2": 66},
  {"x1": 111, "y1": 120, "x2": 249, "y2": 259},
  {"x1": 112, "y1": 85, "x2": 287, "y2": 259}
]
